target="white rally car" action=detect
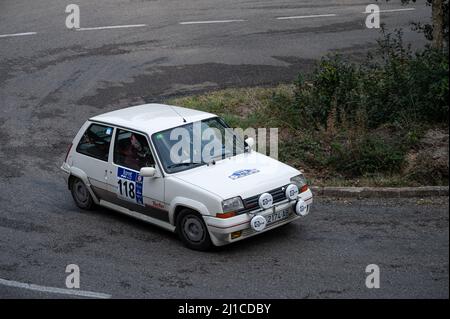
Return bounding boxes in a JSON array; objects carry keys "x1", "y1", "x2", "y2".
[{"x1": 61, "y1": 104, "x2": 313, "y2": 250}]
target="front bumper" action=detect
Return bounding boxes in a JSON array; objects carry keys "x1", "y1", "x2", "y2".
[{"x1": 204, "y1": 189, "x2": 313, "y2": 246}]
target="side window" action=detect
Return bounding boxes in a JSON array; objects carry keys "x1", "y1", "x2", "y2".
[
  {"x1": 76, "y1": 123, "x2": 113, "y2": 161},
  {"x1": 114, "y1": 129, "x2": 155, "y2": 171}
]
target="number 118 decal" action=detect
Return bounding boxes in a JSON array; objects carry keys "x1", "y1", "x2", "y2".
[{"x1": 117, "y1": 167, "x2": 144, "y2": 206}]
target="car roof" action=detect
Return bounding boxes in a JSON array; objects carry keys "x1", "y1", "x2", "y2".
[{"x1": 89, "y1": 103, "x2": 216, "y2": 135}]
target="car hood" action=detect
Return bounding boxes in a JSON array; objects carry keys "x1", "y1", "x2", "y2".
[{"x1": 172, "y1": 151, "x2": 300, "y2": 199}]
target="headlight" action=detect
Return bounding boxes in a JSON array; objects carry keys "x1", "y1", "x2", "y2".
[
  {"x1": 222, "y1": 196, "x2": 244, "y2": 213},
  {"x1": 285, "y1": 184, "x2": 299, "y2": 200},
  {"x1": 290, "y1": 174, "x2": 309, "y2": 193}
]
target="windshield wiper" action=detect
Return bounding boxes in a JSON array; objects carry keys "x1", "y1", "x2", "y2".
[
  {"x1": 210, "y1": 150, "x2": 233, "y2": 162},
  {"x1": 166, "y1": 162, "x2": 205, "y2": 169}
]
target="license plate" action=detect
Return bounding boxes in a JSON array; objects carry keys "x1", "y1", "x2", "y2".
[{"x1": 265, "y1": 208, "x2": 290, "y2": 225}]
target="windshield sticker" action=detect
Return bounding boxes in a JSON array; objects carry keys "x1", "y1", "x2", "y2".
[
  {"x1": 117, "y1": 167, "x2": 144, "y2": 206},
  {"x1": 229, "y1": 169, "x2": 260, "y2": 180}
]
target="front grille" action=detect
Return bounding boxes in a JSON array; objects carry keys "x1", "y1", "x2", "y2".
[{"x1": 238, "y1": 185, "x2": 288, "y2": 214}]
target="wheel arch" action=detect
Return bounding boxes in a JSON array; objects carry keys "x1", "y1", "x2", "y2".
[
  {"x1": 169, "y1": 197, "x2": 210, "y2": 226},
  {"x1": 67, "y1": 167, "x2": 100, "y2": 204}
]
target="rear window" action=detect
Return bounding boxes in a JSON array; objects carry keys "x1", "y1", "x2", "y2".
[{"x1": 76, "y1": 123, "x2": 113, "y2": 161}]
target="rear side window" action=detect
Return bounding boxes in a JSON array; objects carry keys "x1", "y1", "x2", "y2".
[{"x1": 76, "y1": 123, "x2": 113, "y2": 161}]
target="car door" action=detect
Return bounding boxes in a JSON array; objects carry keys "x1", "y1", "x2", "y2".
[
  {"x1": 73, "y1": 122, "x2": 114, "y2": 200},
  {"x1": 106, "y1": 128, "x2": 169, "y2": 223}
]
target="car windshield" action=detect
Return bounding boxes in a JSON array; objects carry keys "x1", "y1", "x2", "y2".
[{"x1": 152, "y1": 117, "x2": 246, "y2": 173}]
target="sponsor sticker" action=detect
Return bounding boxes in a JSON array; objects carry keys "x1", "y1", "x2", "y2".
[
  {"x1": 117, "y1": 167, "x2": 144, "y2": 206},
  {"x1": 228, "y1": 169, "x2": 260, "y2": 180}
]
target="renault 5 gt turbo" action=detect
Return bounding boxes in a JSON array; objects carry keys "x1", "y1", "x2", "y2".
[{"x1": 61, "y1": 104, "x2": 313, "y2": 250}]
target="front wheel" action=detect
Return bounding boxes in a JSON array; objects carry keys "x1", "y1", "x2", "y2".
[
  {"x1": 70, "y1": 177, "x2": 94, "y2": 210},
  {"x1": 176, "y1": 209, "x2": 212, "y2": 251}
]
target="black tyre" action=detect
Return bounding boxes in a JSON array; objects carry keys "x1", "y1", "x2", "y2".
[
  {"x1": 70, "y1": 177, "x2": 94, "y2": 210},
  {"x1": 176, "y1": 209, "x2": 212, "y2": 251}
]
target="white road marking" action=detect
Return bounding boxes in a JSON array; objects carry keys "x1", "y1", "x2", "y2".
[
  {"x1": 0, "y1": 7, "x2": 419, "y2": 38},
  {"x1": 75, "y1": 24, "x2": 147, "y2": 31},
  {"x1": 0, "y1": 32, "x2": 37, "y2": 38},
  {"x1": 362, "y1": 8, "x2": 416, "y2": 14},
  {"x1": 0, "y1": 278, "x2": 112, "y2": 299},
  {"x1": 179, "y1": 19, "x2": 246, "y2": 25},
  {"x1": 276, "y1": 14, "x2": 337, "y2": 20}
]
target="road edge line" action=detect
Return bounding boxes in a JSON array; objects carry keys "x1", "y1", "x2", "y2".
[
  {"x1": 0, "y1": 278, "x2": 112, "y2": 299},
  {"x1": 310, "y1": 186, "x2": 449, "y2": 198}
]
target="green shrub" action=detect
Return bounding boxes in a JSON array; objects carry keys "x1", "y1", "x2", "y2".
[
  {"x1": 279, "y1": 133, "x2": 327, "y2": 168},
  {"x1": 328, "y1": 135, "x2": 405, "y2": 176},
  {"x1": 293, "y1": 30, "x2": 449, "y2": 130}
]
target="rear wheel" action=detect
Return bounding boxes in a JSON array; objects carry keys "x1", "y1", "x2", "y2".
[
  {"x1": 176, "y1": 209, "x2": 212, "y2": 251},
  {"x1": 70, "y1": 177, "x2": 94, "y2": 210}
]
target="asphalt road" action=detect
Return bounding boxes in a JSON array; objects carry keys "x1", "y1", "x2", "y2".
[
  {"x1": 1, "y1": 0, "x2": 448, "y2": 299},
  {"x1": 1, "y1": 196, "x2": 448, "y2": 298}
]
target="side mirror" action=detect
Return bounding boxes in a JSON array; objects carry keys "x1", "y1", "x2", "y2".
[
  {"x1": 245, "y1": 137, "x2": 255, "y2": 152},
  {"x1": 140, "y1": 167, "x2": 156, "y2": 178}
]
